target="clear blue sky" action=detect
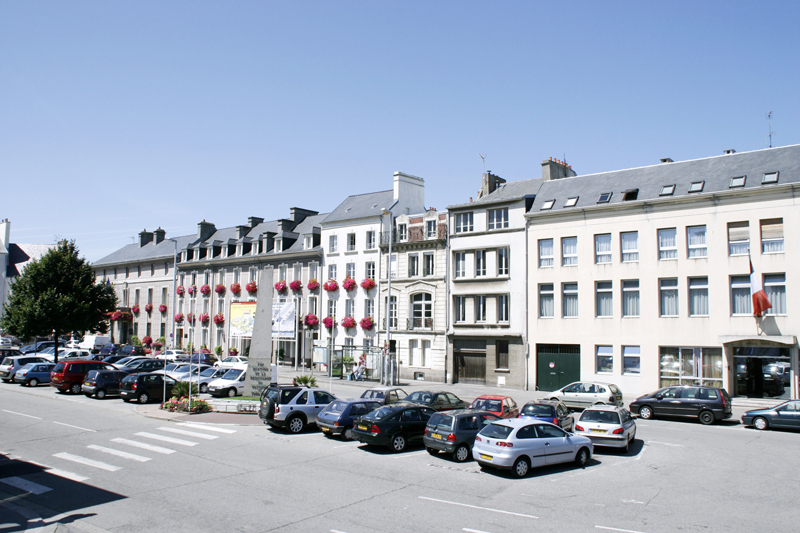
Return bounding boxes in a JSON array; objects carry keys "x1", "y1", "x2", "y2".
[{"x1": 2, "y1": 1, "x2": 798, "y2": 262}]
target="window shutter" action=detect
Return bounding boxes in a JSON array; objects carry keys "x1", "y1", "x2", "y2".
[
  {"x1": 727, "y1": 221, "x2": 749, "y2": 242},
  {"x1": 760, "y1": 218, "x2": 783, "y2": 240}
]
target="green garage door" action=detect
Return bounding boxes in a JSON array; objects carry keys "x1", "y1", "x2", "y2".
[{"x1": 536, "y1": 344, "x2": 580, "y2": 391}]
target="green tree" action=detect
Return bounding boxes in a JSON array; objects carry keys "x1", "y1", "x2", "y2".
[{"x1": 0, "y1": 240, "x2": 117, "y2": 363}]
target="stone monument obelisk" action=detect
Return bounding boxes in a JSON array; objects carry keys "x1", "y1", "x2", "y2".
[{"x1": 244, "y1": 265, "x2": 274, "y2": 397}]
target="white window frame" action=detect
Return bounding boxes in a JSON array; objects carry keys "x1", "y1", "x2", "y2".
[
  {"x1": 562, "y1": 237, "x2": 578, "y2": 266},
  {"x1": 454, "y1": 252, "x2": 466, "y2": 278},
  {"x1": 538, "y1": 239, "x2": 554, "y2": 268},
  {"x1": 455, "y1": 212, "x2": 474, "y2": 233},
  {"x1": 497, "y1": 247, "x2": 509, "y2": 276},
  {"x1": 408, "y1": 254, "x2": 419, "y2": 277},
  {"x1": 596, "y1": 345, "x2": 613, "y2": 374},
  {"x1": 688, "y1": 277, "x2": 709, "y2": 317},
  {"x1": 488, "y1": 208, "x2": 509, "y2": 230},
  {"x1": 595, "y1": 234, "x2": 612, "y2": 264},
  {"x1": 329, "y1": 235, "x2": 338, "y2": 253},
  {"x1": 687, "y1": 226, "x2": 707, "y2": 258},
  {"x1": 397, "y1": 224, "x2": 408, "y2": 242},
  {"x1": 539, "y1": 284, "x2": 554, "y2": 318},
  {"x1": 423, "y1": 253, "x2": 434, "y2": 277},
  {"x1": 328, "y1": 264, "x2": 337, "y2": 280},
  {"x1": 347, "y1": 233, "x2": 356, "y2": 252},
  {"x1": 426, "y1": 220, "x2": 436, "y2": 239},
  {"x1": 365, "y1": 261, "x2": 375, "y2": 279},
  {"x1": 475, "y1": 295, "x2": 487, "y2": 323},
  {"x1": 730, "y1": 275, "x2": 751, "y2": 316},
  {"x1": 475, "y1": 250, "x2": 486, "y2": 277},
  {"x1": 497, "y1": 294, "x2": 509, "y2": 323},
  {"x1": 562, "y1": 282, "x2": 578, "y2": 318},
  {"x1": 366, "y1": 230, "x2": 376, "y2": 250},
  {"x1": 623, "y1": 346, "x2": 640, "y2": 375},
  {"x1": 622, "y1": 280, "x2": 640, "y2": 318},
  {"x1": 596, "y1": 281, "x2": 613, "y2": 318},
  {"x1": 454, "y1": 296, "x2": 466, "y2": 322},
  {"x1": 658, "y1": 228, "x2": 677, "y2": 260},
  {"x1": 659, "y1": 278, "x2": 679, "y2": 317},
  {"x1": 621, "y1": 231, "x2": 639, "y2": 263},
  {"x1": 764, "y1": 274, "x2": 787, "y2": 315}
]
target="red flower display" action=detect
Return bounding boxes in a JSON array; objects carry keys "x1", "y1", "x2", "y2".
[
  {"x1": 199, "y1": 313, "x2": 210, "y2": 324},
  {"x1": 323, "y1": 316, "x2": 336, "y2": 329},
  {"x1": 187, "y1": 285, "x2": 197, "y2": 296},
  {"x1": 200, "y1": 284, "x2": 211, "y2": 296},
  {"x1": 360, "y1": 316, "x2": 375, "y2": 331},
  {"x1": 290, "y1": 280, "x2": 303, "y2": 292},
  {"x1": 230, "y1": 282, "x2": 242, "y2": 294},
  {"x1": 132, "y1": 304, "x2": 140, "y2": 314},
  {"x1": 177, "y1": 286, "x2": 185, "y2": 296},
  {"x1": 159, "y1": 304, "x2": 167, "y2": 313},
  {"x1": 304, "y1": 314, "x2": 319, "y2": 327},
  {"x1": 360, "y1": 278, "x2": 376, "y2": 291},
  {"x1": 341, "y1": 316, "x2": 356, "y2": 329},
  {"x1": 323, "y1": 279, "x2": 338, "y2": 292},
  {"x1": 109, "y1": 311, "x2": 133, "y2": 321},
  {"x1": 246, "y1": 281, "x2": 257, "y2": 294},
  {"x1": 215, "y1": 284, "x2": 226, "y2": 295},
  {"x1": 342, "y1": 278, "x2": 357, "y2": 291},
  {"x1": 174, "y1": 312, "x2": 185, "y2": 324},
  {"x1": 228, "y1": 347, "x2": 239, "y2": 356},
  {"x1": 186, "y1": 312, "x2": 196, "y2": 324},
  {"x1": 274, "y1": 280, "x2": 287, "y2": 293},
  {"x1": 144, "y1": 303, "x2": 153, "y2": 313},
  {"x1": 213, "y1": 313, "x2": 224, "y2": 325},
  {"x1": 307, "y1": 279, "x2": 320, "y2": 291},
  {"x1": 142, "y1": 335, "x2": 153, "y2": 346}
]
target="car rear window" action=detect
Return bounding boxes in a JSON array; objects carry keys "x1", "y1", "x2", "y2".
[
  {"x1": 405, "y1": 392, "x2": 432, "y2": 403},
  {"x1": 427, "y1": 413, "x2": 454, "y2": 431},
  {"x1": 580, "y1": 410, "x2": 621, "y2": 424},
  {"x1": 698, "y1": 388, "x2": 719, "y2": 400},
  {"x1": 266, "y1": 388, "x2": 300, "y2": 405},
  {"x1": 53, "y1": 363, "x2": 65, "y2": 373},
  {"x1": 0, "y1": 358, "x2": 11, "y2": 366},
  {"x1": 364, "y1": 406, "x2": 397, "y2": 421},
  {"x1": 470, "y1": 399, "x2": 502, "y2": 411},
  {"x1": 479, "y1": 423, "x2": 514, "y2": 439},
  {"x1": 325, "y1": 401, "x2": 347, "y2": 415},
  {"x1": 609, "y1": 385, "x2": 620, "y2": 394},
  {"x1": 521, "y1": 403, "x2": 554, "y2": 417}
]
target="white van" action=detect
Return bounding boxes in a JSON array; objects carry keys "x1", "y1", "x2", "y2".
[{"x1": 79, "y1": 335, "x2": 111, "y2": 352}]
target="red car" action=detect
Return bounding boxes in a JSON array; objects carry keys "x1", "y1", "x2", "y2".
[{"x1": 468, "y1": 395, "x2": 519, "y2": 418}]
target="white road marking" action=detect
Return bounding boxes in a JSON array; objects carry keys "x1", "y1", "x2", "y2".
[
  {"x1": 2, "y1": 410, "x2": 42, "y2": 420},
  {"x1": 87, "y1": 445, "x2": 151, "y2": 462},
  {"x1": 177, "y1": 422, "x2": 237, "y2": 434},
  {"x1": 28, "y1": 460, "x2": 89, "y2": 482},
  {"x1": 596, "y1": 526, "x2": 647, "y2": 533},
  {"x1": 647, "y1": 441, "x2": 684, "y2": 447},
  {"x1": 334, "y1": 443, "x2": 360, "y2": 448},
  {"x1": 419, "y1": 496, "x2": 538, "y2": 519},
  {"x1": 157, "y1": 427, "x2": 218, "y2": 440},
  {"x1": 112, "y1": 438, "x2": 176, "y2": 455},
  {"x1": 53, "y1": 453, "x2": 121, "y2": 472},
  {"x1": 391, "y1": 451, "x2": 427, "y2": 459},
  {"x1": 135, "y1": 432, "x2": 197, "y2": 446},
  {"x1": 622, "y1": 499, "x2": 645, "y2": 505},
  {"x1": 53, "y1": 421, "x2": 96, "y2": 432},
  {"x1": 330, "y1": 530, "x2": 348, "y2": 533},
  {"x1": 0, "y1": 476, "x2": 52, "y2": 495},
  {"x1": 463, "y1": 528, "x2": 493, "y2": 533}
]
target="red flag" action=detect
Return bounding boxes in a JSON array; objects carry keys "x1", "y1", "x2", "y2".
[{"x1": 750, "y1": 259, "x2": 772, "y2": 317}]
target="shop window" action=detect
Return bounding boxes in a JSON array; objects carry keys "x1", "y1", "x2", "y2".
[{"x1": 496, "y1": 340, "x2": 509, "y2": 370}]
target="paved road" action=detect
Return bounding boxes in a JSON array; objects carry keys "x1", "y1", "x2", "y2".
[{"x1": 1, "y1": 381, "x2": 797, "y2": 533}]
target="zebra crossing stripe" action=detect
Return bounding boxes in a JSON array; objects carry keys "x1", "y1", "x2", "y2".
[
  {"x1": 111, "y1": 438, "x2": 176, "y2": 455},
  {"x1": 135, "y1": 432, "x2": 197, "y2": 447},
  {"x1": 0, "y1": 476, "x2": 52, "y2": 495},
  {"x1": 177, "y1": 423, "x2": 237, "y2": 434},
  {"x1": 53, "y1": 453, "x2": 121, "y2": 472},
  {"x1": 157, "y1": 427, "x2": 218, "y2": 440},
  {"x1": 87, "y1": 445, "x2": 151, "y2": 462},
  {"x1": 27, "y1": 460, "x2": 89, "y2": 482}
]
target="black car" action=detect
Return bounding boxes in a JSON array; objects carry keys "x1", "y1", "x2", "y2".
[
  {"x1": 120, "y1": 372, "x2": 177, "y2": 403},
  {"x1": 519, "y1": 400, "x2": 574, "y2": 432},
  {"x1": 118, "y1": 358, "x2": 166, "y2": 374},
  {"x1": 403, "y1": 391, "x2": 468, "y2": 411},
  {"x1": 741, "y1": 400, "x2": 800, "y2": 431},
  {"x1": 629, "y1": 385, "x2": 732, "y2": 425},
  {"x1": 118, "y1": 344, "x2": 145, "y2": 357},
  {"x1": 423, "y1": 409, "x2": 499, "y2": 462},
  {"x1": 102, "y1": 354, "x2": 128, "y2": 365},
  {"x1": 316, "y1": 399, "x2": 383, "y2": 439},
  {"x1": 82, "y1": 369, "x2": 129, "y2": 399},
  {"x1": 98, "y1": 344, "x2": 120, "y2": 357},
  {"x1": 352, "y1": 402, "x2": 436, "y2": 452}
]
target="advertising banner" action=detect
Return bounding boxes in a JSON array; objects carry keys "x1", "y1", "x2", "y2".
[
  {"x1": 229, "y1": 302, "x2": 257, "y2": 338},
  {"x1": 272, "y1": 301, "x2": 296, "y2": 339}
]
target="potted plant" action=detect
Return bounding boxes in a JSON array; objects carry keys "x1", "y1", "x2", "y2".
[
  {"x1": 213, "y1": 313, "x2": 224, "y2": 325},
  {"x1": 159, "y1": 304, "x2": 167, "y2": 313},
  {"x1": 360, "y1": 278, "x2": 376, "y2": 290},
  {"x1": 200, "y1": 284, "x2": 211, "y2": 296},
  {"x1": 307, "y1": 279, "x2": 320, "y2": 291},
  {"x1": 360, "y1": 316, "x2": 375, "y2": 331},
  {"x1": 230, "y1": 282, "x2": 241, "y2": 295},
  {"x1": 274, "y1": 280, "x2": 287, "y2": 293},
  {"x1": 342, "y1": 277, "x2": 357, "y2": 291},
  {"x1": 215, "y1": 284, "x2": 226, "y2": 295},
  {"x1": 290, "y1": 280, "x2": 303, "y2": 292},
  {"x1": 246, "y1": 281, "x2": 257, "y2": 295},
  {"x1": 341, "y1": 316, "x2": 356, "y2": 329},
  {"x1": 176, "y1": 285, "x2": 185, "y2": 297},
  {"x1": 322, "y1": 316, "x2": 336, "y2": 330},
  {"x1": 228, "y1": 347, "x2": 239, "y2": 356},
  {"x1": 199, "y1": 313, "x2": 210, "y2": 325},
  {"x1": 144, "y1": 303, "x2": 153, "y2": 313},
  {"x1": 174, "y1": 312, "x2": 185, "y2": 324},
  {"x1": 186, "y1": 312, "x2": 195, "y2": 324},
  {"x1": 304, "y1": 314, "x2": 319, "y2": 328},
  {"x1": 132, "y1": 304, "x2": 140, "y2": 314},
  {"x1": 187, "y1": 285, "x2": 197, "y2": 296},
  {"x1": 142, "y1": 335, "x2": 153, "y2": 346},
  {"x1": 323, "y1": 279, "x2": 338, "y2": 292}
]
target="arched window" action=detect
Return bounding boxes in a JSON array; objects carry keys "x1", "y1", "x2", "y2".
[{"x1": 411, "y1": 293, "x2": 432, "y2": 329}]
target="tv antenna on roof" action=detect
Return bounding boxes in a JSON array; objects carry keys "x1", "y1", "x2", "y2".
[
  {"x1": 479, "y1": 153, "x2": 486, "y2": 173},
  {"x1": 767, "y1": 112, "x2": 774, "y2": 148}
]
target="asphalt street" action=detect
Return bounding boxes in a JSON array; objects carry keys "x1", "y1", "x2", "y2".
[{"x1": 1, "y1": 380, "x2": 798, "y2": 533}]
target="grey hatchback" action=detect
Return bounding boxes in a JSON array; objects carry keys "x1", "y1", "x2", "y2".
[
  {"x1": 629, "y1": 385, "x2": 732, "y2": 425},
  {"x1": 423, "y1": 409, "x2": 499, "y2": 462}
]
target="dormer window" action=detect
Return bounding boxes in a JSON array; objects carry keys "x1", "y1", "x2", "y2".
[
  {"x1": 597, "y1": 193, "x2": 612, "y2": 203},
  {"x1": 397, "y1": 224, "x2": 408, "y2": 242},
  {"x1": 564, "y1": 197, "x2": 579, "y2": 207},
  {"x1": 304, "y1": 235, "x2": 313, "y2": 249},
  {"x1": 762, "y1": 172, "x2": 779, "y2": 184},
  {"x1": 660, "y1": 184, "x2": 676, "y2": 196},
  {"x1": 729, "y1": 176, "x2": 746, "y2": 188},
  {"x1": 541, "y1": 200, "x2": 555, "y2": 210},
  {"x1": 688, "y1": 181, "x2": 704, "y2": 193}
]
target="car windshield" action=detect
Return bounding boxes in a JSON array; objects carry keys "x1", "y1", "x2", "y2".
[
  {"x1": 580, "y1": 410, "x2": 621, "y2": 424},
  {"x1": 427, "y1": 413, "x2": 454, "y2": 431},
  {"x1": 222, "y1": 368, "x2": 243, "y2": 380},
  {"x1": 521, "y1": 404, "x2": 554, "y2": 416},
  {"x1": 53, "y1": 363, "x2": 65, "y2": 373},
  {"x1": 479, "y1": 423, "x2": 514, "y2": 439},
  {"x1": 470, "y1": 399, "x2": 502, "y2": 411},
  {"x1": 325, "y1": 401, "x2": 348, "y2": 415},
  {"x1": 200, "y1": 367, "x2": 217, "y2": 377},
  {"x1": 361, "y1": 390, "x2": 385, "y2": 399},
  {"x1": 364, "y1": 406, "x2": 397, "y2": 421}
]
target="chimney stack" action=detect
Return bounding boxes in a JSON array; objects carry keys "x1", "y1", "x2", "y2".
[
  {"x1": 197, "y1": 220, "x2": 216, "y2": 241},
  {"x1": 480, "y1": 172, "x2": 506, "y2": 196},
  {"x1": 660, "y1": 157, "x2": 673, "y2": 164},
  {"x1": 138, "y1": 230, "x2": 154, "y2": 247},
  {"x1": 153, "y1": 227, "x2": 166, "y2": 244},
  {"x1": 541, "y1": 158, "x2": 577, "y2": 181}
]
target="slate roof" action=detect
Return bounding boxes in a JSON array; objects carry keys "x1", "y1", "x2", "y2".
[
  {"x1": 322, "y1": 190, "x2": 395, "y2": 224},
  {"x1": 529, "y1": 144, "x2": 800, "y2": 214},
  {"x1": 93, "y1": 234, "x2": 195, "y2": 266},
  {"x1": 6, "y1": 243, "x2": 54, "y2": 277},
  {"x1": 277, "y1": 213, "x2": 326, "y2": 254},
  {"x1": 448, "y1": 178, "x2": 543, "y2": 210}
]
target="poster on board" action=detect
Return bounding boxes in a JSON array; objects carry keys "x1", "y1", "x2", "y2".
[
  {"x1": 272, "y1": 301, "x2": 296, "y2": 339},
  {"x1": 229, "y1": 302, "x2": 257, "y2": 337}
]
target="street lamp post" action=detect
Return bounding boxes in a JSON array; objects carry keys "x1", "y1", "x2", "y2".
[{"x1": 381, "y1": 206, "x2": 396, "y2": 385}]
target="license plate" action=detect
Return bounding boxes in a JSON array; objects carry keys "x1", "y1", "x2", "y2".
[
  {"x1": 358, "y1": 424, "x2": 368, "y2": 431},
  {"x1": 84, "y1": 382, "x2": 90, "y2": 386},
  {"x1": 432, "y1": 433, "x2": 443, "y2": 440},
  {"x1": 321, "y1": 427, "x2": 330, "y2": 433},
  {"x1": 591, "y1": 429, "x2": 606, "y2": 433},
  {"x1": 479, "y1": 454, "x2": 493, "y2": 461}
]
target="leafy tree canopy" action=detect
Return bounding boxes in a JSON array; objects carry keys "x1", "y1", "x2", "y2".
[{"x1": 0, "y1": 240, "x2": 117, "y2": 361}]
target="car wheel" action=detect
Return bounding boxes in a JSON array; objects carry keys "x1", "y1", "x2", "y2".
[
  {"x1": 138, "y1": 392, "x2": 150, "y2": 404},
  {"x1": 287, "y1": 416, "x2": 305, "y2": 434},
  {"x1": 698, "y1": 410, "x2": 715, "y2": 425},
  {"x1": 453, "y1": 444, "x2": 470, "y2": 463},
  {"x1": 638, "y1": 406, "x2": 653, "y2": 419},
  {"x1": 96, "y1": 389, "x2": 106, "y2": 399},
  {"x1": 28, "y1": 378, "x2": 38, "y2": 387},
  {"x1": 511, "y1": 456, "x2": 530, "y2": 478},
  {"x1": 227, "y1": 387, "x2": 237, "y2": 398},
  {"x1": 390, "y1": 433, "x2": 407, "y2": 453},
  {"x1": 426, "y1": 447, "x2": 438, "y2": 456},
  {"x1": 69, "y1": 383, "x2": 81, "y2": 395},
  {"x1": 753, "y1": 417, "x2": 769, "y2": 431},
  {"x1": 344, "y1": 428, "x2": 354, "y2": 441},
  {"x1": 575, "y1": 447, "x2": 590, "y2": 467},
  {"x1": 200, "y1": 383, "x2": 208, "y2": 394}
]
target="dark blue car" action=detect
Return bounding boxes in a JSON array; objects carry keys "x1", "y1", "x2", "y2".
[
  {"x1": 742, "y1": 400, "x2": 800, "y2": 431},
  {"x1": 316, "y1": 399, "x2": 383, "y2": 439},
  {"x1": 180, "y1": 353, "x2": 217, "y2": 365},
  {"x1": 14, "y1": 362, "x2": 56, "y2": 386}
]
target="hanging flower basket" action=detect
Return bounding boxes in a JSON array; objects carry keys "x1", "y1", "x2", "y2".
[
  {"x1": 290, "y1": 280, "x2": 303, "y2": 292},
  {"x1": 109, "y1": 311, "x2": 133, "y2": 321},
  {"x1": 342, "y1": 278, "x2": 357, "y2": 291},
  {"x1": 274, "y1": 280, "x2": 287, "y2": 293},
  {"x1": 322, "y1": 316, "x2": 336, "y2": 329},
  {"x1": 360, "y1": 316, "x2": 375, "y2": 331},
  {"x1": 360, "y1": 278, "x2": 376, "y2": 291},
  {"x1": 323, "y1": 280, "x2": 338, "y2": 292},
  {"x1": 304, "y1": 314, "x2": 319, "y2": 327},
  {"x1": 142, "y1": 335, "x2": 153, "y2": 346},
  {"x1": 144, "y1": 303, "x2": 153, "y2": 314},
  {"x1": 132, "y1": 304, "x2": 141, "y2": 314},
  {"x1": 215, "y1": 284, "x2": 226, "y2": 295},
  {"x1": 199, "y1": 313, "x2": 210, "y2": 325},
  {"x1": 307, "y1": 279, "x2": 320, "y2": 291},
  {"x1": 159, "y1": 304, "x2": 167, "y2": 313},
  {"x1": 228, "y1": 347, "x2": 239, "y2": 356},
  {"x1": 174, "y1": 312, "x2": 185, "y2": 324},
  {"x1": 200, "y1": 284, "x2": 211, "y2": 296},
  {"x1": 341, "y1": 316, "x2": 356, "y2": 329},
  {"x1": 230, "y1": 282, "x2": 241, "y2": 295},
  {"x1": 176, "y1": 286, "x2": 185, "y2": 297},
  {"x1": 186, "y1": 313, "x2": 196, "y2": 324},
  {"x1": 246, "y1": 281, "x2": 257, "y2": 294},
  {"x1": 213, "y1": 313, "x2": 224, "y2": 325},
  {"x1": 187, "y1": 285, "x2": 197, "y2": 296}
]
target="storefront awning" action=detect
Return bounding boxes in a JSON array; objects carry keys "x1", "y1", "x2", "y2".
[{"x1": 719, "y1": 335, "x2": 797, "y2": 346}]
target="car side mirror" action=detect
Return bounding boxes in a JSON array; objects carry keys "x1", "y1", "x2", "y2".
[{"x1": 655, "y1": 395, "x2": 663, "y2": 400}]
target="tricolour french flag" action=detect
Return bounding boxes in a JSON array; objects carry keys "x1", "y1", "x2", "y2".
[{"x1": 750, "y1": 259, "x2": 772, "y2": 317}]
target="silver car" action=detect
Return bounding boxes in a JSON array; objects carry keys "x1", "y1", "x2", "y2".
[
  {"x1": 185, "y1": 366, "x2": 228, "y2": 393},
  {"x1": 549, "y1": 381, "x2": 623, "y2": 409},
  {"x1": 573, "y1": 405, "x2": 636, "y2": 452},
  {"x1": 472, "y1": 418, "x2": 593, "y2": 478}
]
